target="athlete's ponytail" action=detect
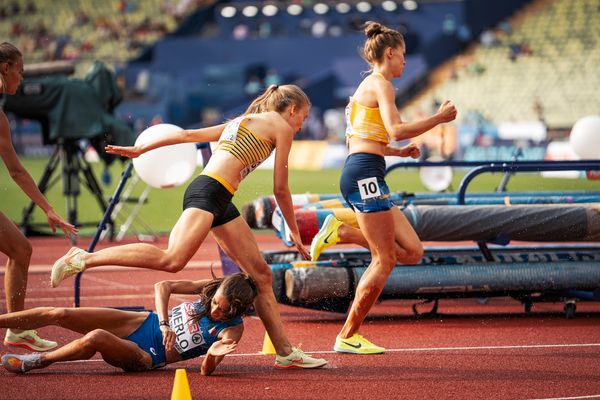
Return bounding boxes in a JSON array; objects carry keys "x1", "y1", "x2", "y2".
[
  {"x1": 360, "y1": 21, "x2": 405, "y2": 66},
  {"x1": 243, "y1": 84, "x2": 310, "y2": 115},
  {"x1": 197, "y1": 272, "x2": 258, "y2": 321}
]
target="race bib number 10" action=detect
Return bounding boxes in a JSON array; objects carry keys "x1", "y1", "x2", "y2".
[{"x1": 357, "y1": 177, "x2": 381, "y2": 200}]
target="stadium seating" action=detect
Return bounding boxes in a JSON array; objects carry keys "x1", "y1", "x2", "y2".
[
  {"x1": 0, "y1": 0, "x2": 189, "y2": 76},
  {"x1": 402, "y1": 0, "x2": 600, "y2": 129}
]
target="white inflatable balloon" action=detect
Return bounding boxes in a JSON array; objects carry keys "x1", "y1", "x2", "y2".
[
  {"x1": 569, "y1": 115, "x2": 600, "y2": 159},
  {"x1": 420, "y1": 156, "x2": 453, "y2": 192},
  {"x1": 132, "y1": 123, "x2": 197, "y2": 188}
]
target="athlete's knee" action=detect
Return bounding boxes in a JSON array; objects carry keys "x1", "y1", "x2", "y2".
[
  {"x1": 81, "y1": 329, "x2": 112, "y2": 349},
  {"x1": 373, "y1": 252, "x2": 396, "y2": 273},
  {"x1": 250, "y1": 265, "x2": 273, "y2": 291},
  {"x1": 405, "y1": 242, "x2": 423, "y2": 264},
  {"x1": 44, "y1": 307, "x2": 65, "y2": 323},
  {"x1": 395, "y1": 241, "x2": 423, "y2": 265},
  {"x1": 161, "y1": 253, "x2": 191, "y2": 273}
]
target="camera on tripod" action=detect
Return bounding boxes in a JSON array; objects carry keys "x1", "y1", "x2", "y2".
[{"x1": 3, "y1": 60, "x2": 135, "y2": 238}]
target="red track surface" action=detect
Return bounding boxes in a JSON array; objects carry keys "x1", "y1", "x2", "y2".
[{"x1": 1, "y1": 235, "x2": 600, "y2": 400}]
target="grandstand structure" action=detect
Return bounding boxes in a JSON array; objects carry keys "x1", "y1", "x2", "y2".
[
  {"x1": 0, "y1": 0, "x2": 193, "y2": 75},
  {"x1": 402, "y1": 0, "x2": 600, "y2": 129},
  {"x1": 4, "y1": 0, "x2": 596, "y2": 142}
]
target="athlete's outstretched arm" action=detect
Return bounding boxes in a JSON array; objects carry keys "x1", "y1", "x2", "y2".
[
  {"x1": 105, "y1": 123, "x2": 228, "y2": 158},
  {"x1": 201, "y1": 324, "x2": 244, "y2": 376},
  {"x1": 272, "y1": 126, "x2": 310, "y2": 259},
  {"x1": 0, "y1": 111, "x2": 76, "y2": 236}
]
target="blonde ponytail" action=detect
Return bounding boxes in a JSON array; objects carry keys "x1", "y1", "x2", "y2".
[{"x1": 243, "y1": 84, "x2": 310, "y2": 115}]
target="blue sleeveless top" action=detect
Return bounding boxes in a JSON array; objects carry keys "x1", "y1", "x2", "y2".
[{"x1": 169, "y1": 300, "x2": 243, "y2": 360}]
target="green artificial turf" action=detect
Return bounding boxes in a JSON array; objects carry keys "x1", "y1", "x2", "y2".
[{"x1": 1, "y1": 157, "x2": 597, "y2": 236}]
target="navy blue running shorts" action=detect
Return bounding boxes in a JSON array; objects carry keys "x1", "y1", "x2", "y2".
[{"x1": 340, "y1": 153, "x2": 394, "y2": 213}]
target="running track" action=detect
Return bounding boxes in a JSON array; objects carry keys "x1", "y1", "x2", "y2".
[{"x1": 1, "y1": 235, "x2": 600, "y2": 400}]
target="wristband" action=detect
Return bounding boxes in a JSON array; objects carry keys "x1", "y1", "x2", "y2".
[{"x1": 159, "y1": 320, "x2": 170, "y2": 327}]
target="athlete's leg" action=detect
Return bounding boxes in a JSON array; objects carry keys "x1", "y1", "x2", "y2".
[
  {"x1": 36, "y1": 329, "x2": 151, "y2": 372},
  {"x1": 339, "y1": 210, "x2": 397, "y2": 339},
  {"x1": 211, "y1": 217, "x2": 293, "y2": 356},
  {"x1": 337, "y1": 223, "x2": 369, "y2": 248},
  {"x1": 0, "y1": 211, "x2": 32, "y2": 314},
  {"x1": 67, "y1": 208, "x2": 213, "y2": 273},
  {"x1": 390, "y1": 207, "x2": 423, "y2": 264},
  {"x1": 326, "y1": 209, "x2": 422, "y2": 264},
  {"x1": 0, "y1": 212, "x2": 54, "y2": 349},
  {"x1": 0, "y1": 307, "x2": 148, "y2": 337}
]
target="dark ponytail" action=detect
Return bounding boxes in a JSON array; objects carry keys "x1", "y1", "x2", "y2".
[{"x1": 197, "y1": 272, "x2": 258, "y2": 320}]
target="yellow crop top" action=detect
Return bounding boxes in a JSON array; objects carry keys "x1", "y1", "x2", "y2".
[
  {"x1": 215, "y1": 117, "x2": 275, "y2": 179},
  {"x1": 344, "y1": 73, "x2": 390, "y2": 144}
]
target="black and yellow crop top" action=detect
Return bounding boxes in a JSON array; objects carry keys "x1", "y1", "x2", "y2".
[
  {"x1": 344, "y1": 73, "x2": 390, "y2": 144},
  {"x1": 215, "y1": 116, "x2": 275, "y2": 179}
]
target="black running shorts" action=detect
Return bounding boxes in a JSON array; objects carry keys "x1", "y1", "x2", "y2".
[{"x1": 182, "y1": 174, "x2": 240, "y2": 227}]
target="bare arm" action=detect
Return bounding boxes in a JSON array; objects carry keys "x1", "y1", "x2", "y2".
[
  {"x1": 105, "y1": 123, "x2": 228, "y2": 158},
  {"x1": 0, "y1": 112, "x2": 77, "y2": 236},
  {"x1": 154, "y1": 279, "x2": 212, "y2": 350},
  {"x1": 272, "y1": 128, "x2": 310, "y2": 259},
  {"x1": 201, "y1": 324, "x2": 244, "y2": 376},
  {"x1": 376, "y1": 80, "x2": 457, "y2": 141},
  {"x1": 383, "y1": 142, "x2": 421, "y2": 158}
]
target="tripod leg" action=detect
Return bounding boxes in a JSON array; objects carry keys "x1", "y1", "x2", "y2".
[
  {"x1": 76, "y1": 147, "x2": 113, "y2": 239},
  {"x1": 62, "y1": 144, "x2": 80, "y2": 227},
  {"x1": 20, "y1": 146, "x2": 61, "y2": 234}
]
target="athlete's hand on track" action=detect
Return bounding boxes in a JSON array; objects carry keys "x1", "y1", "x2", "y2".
[
  {"x1": 208, "y1": 338, "x2": 238, "y2": 357},
  {"x1": 290, "y1": 232, "x2": 310, "y2": 260}
]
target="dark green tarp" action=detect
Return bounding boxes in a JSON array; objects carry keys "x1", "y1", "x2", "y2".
[{"x1": 4, "y1": 61, "x2": 134, "y2": 147}]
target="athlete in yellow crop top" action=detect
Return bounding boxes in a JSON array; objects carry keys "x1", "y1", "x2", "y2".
[
  {"x1": 345, "y1": 72, "x2": 389, "y2": 144},
  {"x1": 206, "y1": 117, "x2": 275, "y2": 192},
  {"x1": 202, "y1": 119, "x2": 275, "y2": 193},
  {"x1": 63, "y1": 84, "x2": 328, "y2": 370},
  {"x1": 330, "y1": 22, "x2": 457, "y2": 355}
]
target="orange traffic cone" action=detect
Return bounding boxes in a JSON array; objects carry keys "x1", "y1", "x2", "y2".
[{"x1": 261, "y1": 331, "x2": 276, "y2": 355}]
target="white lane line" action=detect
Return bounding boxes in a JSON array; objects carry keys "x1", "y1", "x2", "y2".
[
  {"x1": 529, "y1": 395, "x2": 600, "y2": 400},
  {"x1": 60, "y1": 342, "x2": 600, "y2": 365},
  {"x1": 243, "y1": 342, "x2": 600, "y2": 356},
  {"x1": 382, "y1": 342, "x2": 600, "y2": 353}
]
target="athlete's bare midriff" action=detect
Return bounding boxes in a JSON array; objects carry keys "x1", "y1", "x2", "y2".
[{"x1": 347, "y1": 136, "x2": 387, "y2": 157}]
